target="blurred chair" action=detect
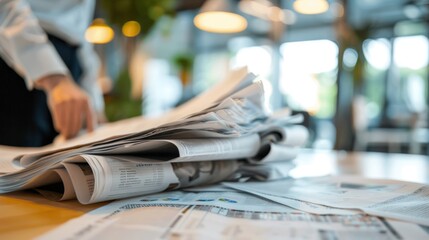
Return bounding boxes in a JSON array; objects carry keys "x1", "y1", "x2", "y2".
[
  {"x1": 409, "y1": 111, "x2": 428, "y2": 154},
  {"x1": 352, "y1": 96, "x2": 426, "y2": 154}
]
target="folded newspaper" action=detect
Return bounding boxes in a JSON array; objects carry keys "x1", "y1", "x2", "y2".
[{"x1": 0, "y1": 68, "x2": 308, "y2": 204}]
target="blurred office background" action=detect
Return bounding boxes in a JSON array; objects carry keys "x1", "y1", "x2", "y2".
[{"x1": 87, "y1": 0, "x2": 429, "y2": 155}]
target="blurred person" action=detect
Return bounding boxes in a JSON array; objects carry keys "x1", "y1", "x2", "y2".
[{"x1": 0, "y1": 0, "x2": 105, "y2": 147}]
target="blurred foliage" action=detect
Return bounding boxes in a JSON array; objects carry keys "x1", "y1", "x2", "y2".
[
  {"x1": 99, "y1": 0, "x2": 175, "y2": 35},
  {"x1": 172, "y1": 53, "x2": 194, "y2": 71},
  {"x1": 363, "y1": 63, "x2": 385, "y2": 111},
  {"x1": 104, "y1": 70, "x2": 142, "y2": 122},
  {"x1": 173, "y1": 53, "x2": 194, "y2": 86},
  {"x1": 336, "y1": 14, "x2": 371, "y2": 93},
  {"x1": 316, "y1": 72, "x2": 338, "y2": 118},
  {"x1": 99, "y1": 0, "x2": 175, "y2": 121},
  {"x1": 351, "y1": 26, "x2": 370, "y2": 93}
]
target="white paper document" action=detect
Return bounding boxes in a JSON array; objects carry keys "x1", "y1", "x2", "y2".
[
  {"x1": 223, "y1": 183, "x2": 361, "y2": 215},
  {"x1": 61, "y1": 155, "x2": 240, "y2": 204},
  {"x1": 224, "y1": 176, "x2": 429, "y2": 226},
  {"x1": 38, "y1": 190, "x2": 429, "y2": 240}
]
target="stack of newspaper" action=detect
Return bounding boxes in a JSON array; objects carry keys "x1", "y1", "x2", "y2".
[{"x1": 0, "y1": 68, "x2": 308, "y2": 204}]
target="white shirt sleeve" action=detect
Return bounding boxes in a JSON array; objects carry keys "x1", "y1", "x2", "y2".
[
  {"x1": 0, "y1": 0, "x2": 69, "y2": 89},
  {"x1": 78, "y1": 41, "x2": 105, "y2": 112}
]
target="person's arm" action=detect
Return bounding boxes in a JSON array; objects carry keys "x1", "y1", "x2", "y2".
[
  {"x1": 78, "y1": 39, "x2": 106, "y2": 122},
  {"x1": 0, "y1": 0, "x2": 69, "y2": 87},
  {"x1": 0, "y1": 0, "x2": 95, "y2": 139}
]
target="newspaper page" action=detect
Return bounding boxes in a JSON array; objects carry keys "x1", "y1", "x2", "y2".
[
  {"x1": 38, "y1": 191, "x2": 429, "y2": 240},
  {"x1": 104, "y1": 134, "x2": 261, "y2": 162},
  {"x1": 224, "y1": 176, "x2": 429, "y2": 226},
  {"x1": 234, "y1": 161, "x2": 296, "y2": 181},
  {"x1": 223, "y1": 183, "x2": 361, "y2": 215},
  {"x1": 248, "y1": 143, "x2": 299, "y2": 164},
  {"x1": 64, "y1": 155, "x2": 239, "y2": 204},
  {"x1": 0, "y1": 146, "x2": 40, "y2": 173},
  {"x1": 35, "y1": 168, "x2": 77, "y2": 201},
  {"x1": 259, "y1": 125, "x2": 309, "y2": 147}
]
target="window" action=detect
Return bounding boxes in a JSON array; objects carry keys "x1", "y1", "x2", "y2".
[
  {"x1": 280, "y1": 40, "x2": 338, "y2": 118},
  {"x1": 362, "y1": 38, "x2": 391, "y2": 121},
  {"x1": 231, "y1": 45, "x2": 273, "y2": 80},
  {"x1": 393, "y1": 35, "x2": 428, "y2": 114}
]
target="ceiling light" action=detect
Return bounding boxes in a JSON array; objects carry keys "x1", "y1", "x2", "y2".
[
  {"x1": 293, "y1": 0, "x2": 329, "y2": 15},
  {"x1": 85, "y1": 18, "x2": 114, "y2": 44},
  {"x1": 403, "y1": 3, "x2": 421, "y2": 19},
  {"x1": 194, "y1": 0, "x2": 247, "y2": 33},
  {"x1": 122, "y1": 21, "x2": 141, "y2": 37}
]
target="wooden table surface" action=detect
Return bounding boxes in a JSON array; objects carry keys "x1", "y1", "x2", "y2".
[{"x1": 0, "y1": 150, "x2": 428, "y2": 239}]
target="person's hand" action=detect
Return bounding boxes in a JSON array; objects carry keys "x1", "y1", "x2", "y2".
[{"x1": 35, "y1": 74, "x2": 95, "y2": 139}]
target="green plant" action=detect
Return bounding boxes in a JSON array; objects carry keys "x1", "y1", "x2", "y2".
[
  {"x1": 99, "y1": 0, "x2": 175, "y2": 35},
  {"x1": 99, "y1": 0, "x2": 174, "y2": 121},
  {"x1": 104, "y1": 70, "x2": 142, "y2": 122}
]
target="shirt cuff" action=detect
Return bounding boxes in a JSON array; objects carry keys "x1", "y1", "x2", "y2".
[{"x1": 17, "y1": 42, "x2": 69, "y2": 90}]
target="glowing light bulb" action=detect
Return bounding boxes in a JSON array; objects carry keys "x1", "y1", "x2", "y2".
[
  {"x1": 122, "y1": 21, "x2": 141, "y2": 37},
  {"x1": 194, "y1": 11, "x2": 247, "y2": 33},
  {"x1": 293, "y1": 0, "x2": 329, "y2": 15},
  {"x1": 85, "y1": 18, "x2": 114, "y2": 44}
]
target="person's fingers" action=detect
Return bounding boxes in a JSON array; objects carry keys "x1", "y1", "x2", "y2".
[
  {"x1": 62, "y1": 101, "x2": 73, "y2": 138},
  {"x1": 70, "y1": 99, "x2": 82, "y2": 138},
  {"x1": 43, "y1": 76, "x2": 96, "y2": 139},
  {"x1": 65, "y1": 98, "x2": 86, "y2": 139},
  {"x1": 57, "y1": 102, "x2": 67, "y2": 135},
  {"x1": 84, "y1": 100, "x2": 95, "y2": 133},
  {"x1": 49, "y1": 98, "x2": 62, "y2": 132}
]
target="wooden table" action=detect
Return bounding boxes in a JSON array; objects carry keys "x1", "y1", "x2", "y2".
[
  {"x1": 291, "y1": 150, "x2": 429, "y2": 184},
  {"x1": 1, "y1": 150, "x2": 428, "y2": 239}
]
